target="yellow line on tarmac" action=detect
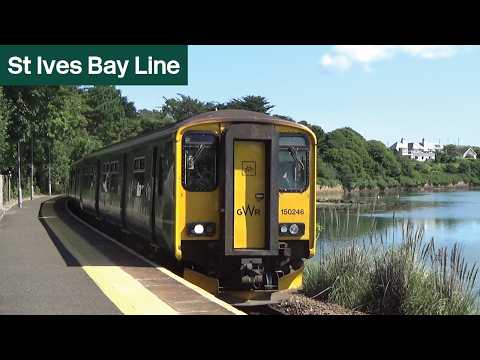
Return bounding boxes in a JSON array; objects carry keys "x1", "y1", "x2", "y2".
[
  {"x1": 65, "y1": 199, "x2": 245, "y2": 315},
  {"x1": 44, "y1": 199, "x2": 177, "y2": 315},
  {"x1": 81, "y1": 266, "x2": 177, "y2": 315}
]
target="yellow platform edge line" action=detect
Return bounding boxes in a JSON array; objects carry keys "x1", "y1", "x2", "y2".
[
  {"x1": 82, "y1": 266, "x2": 177, "y2": 315},
  {"x1": 158, "y1": 268, "x2": 246, "y2": 315},
  {"x1": 64, "y1": 198, "x2": 245, "y2": 315},
  {"x1": 46, "y1": 199, "x2": 178, "y2": 315}
]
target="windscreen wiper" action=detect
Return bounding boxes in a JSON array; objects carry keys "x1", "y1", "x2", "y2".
[
  {"x1": 187, "y1": 144, "x2": 206, "y2": 170},
  {"x1": 288, "y1": 146, "x2": 305, "y2": 170}
]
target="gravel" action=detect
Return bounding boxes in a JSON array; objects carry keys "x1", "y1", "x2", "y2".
[{"x1": 273, "y1": 294, "x2": 365, "y2": 315}]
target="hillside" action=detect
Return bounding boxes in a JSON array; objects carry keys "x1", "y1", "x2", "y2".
[{"x1": 299, "y1": 122, "x2": 480, "y2": 191}]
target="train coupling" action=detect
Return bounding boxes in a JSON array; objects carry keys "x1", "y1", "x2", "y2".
[{"x1": 240, "y1": 258, "x2": 275, "y2": 290}]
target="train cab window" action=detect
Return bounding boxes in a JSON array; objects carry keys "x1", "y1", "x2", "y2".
[
  {"x1": 183, "y1": 133, "x2": 217, "y2": 192},
  {"x1": 278, "y1": 135, "x2": 309, "y2": 192}
]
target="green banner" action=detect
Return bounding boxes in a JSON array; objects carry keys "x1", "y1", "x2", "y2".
[{"x1": 0, "y1": 45, "x2": 188, "y2": 85}]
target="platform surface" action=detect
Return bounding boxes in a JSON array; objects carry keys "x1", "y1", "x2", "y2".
[{"x1": 0, "y1": 196, "x2": 243, "y2": 315}]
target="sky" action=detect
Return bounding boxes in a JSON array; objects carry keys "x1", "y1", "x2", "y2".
[{"x1": 118, "y1": 45, "x2": 480, "y2": 147}]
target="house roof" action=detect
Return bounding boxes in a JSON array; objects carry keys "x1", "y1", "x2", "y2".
[{"x1": 463, "y1": 147, "x2": 478, "y2": 157}]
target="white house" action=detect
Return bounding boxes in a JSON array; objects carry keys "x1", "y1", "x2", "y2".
[
  {"x1": 419, "y1": 138, "x2": 443, "y2": 152},
  {"x1": 390, "y1": 137, "x2": 442, "y2": 162},
  {"x1": 390, "y1": 138, "x2": 409, "y2": 156},
  {"x1": 463, "y1": 148, "x2": 477, "y2": 159}
]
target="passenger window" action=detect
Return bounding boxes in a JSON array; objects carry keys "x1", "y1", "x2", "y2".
[
  {"x1": 101, "y1": 162, "x2": 109, "y2": 193},
  {"x1": 109, "y1": 161, "x2": 120, "y2": 194},
  {"x1": 183, "y1": 133, "x2": 217, "y2": 192},
  {"x1": 278, "y1": 135, "x2": 309, "y2": 192},
  {"x1": 133, "y1": 156, "x2": 146, "y2": 198},
  {"x1": 90, "y1": 167, "x2": 96, "y2": 190}
]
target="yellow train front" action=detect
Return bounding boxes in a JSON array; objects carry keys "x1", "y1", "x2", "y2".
[{"x1": 69, "y1": 110, "x2": 317, "y2": 299}]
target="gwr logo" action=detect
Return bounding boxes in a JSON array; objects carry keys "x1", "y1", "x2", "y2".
[
  {"x1": 241, "y1": 161, "x2": 256, "y2": 176},
  {"x1": 236, "y1": 204, "x2": 261, "y2": 216}
]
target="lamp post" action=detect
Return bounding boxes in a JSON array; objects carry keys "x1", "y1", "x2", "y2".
[
  {"x1": 17, "y1": 140, "x2": 23, "y2": 208},
  {"x1": 8, "y1": 170, "x2": 11, "y2": 202},
  {"x1": 30, "y1": 134, "x2": 34, "y2": 201},
  {"x1": 48, "y1": 147, "x2": 51, "y2": 196}
]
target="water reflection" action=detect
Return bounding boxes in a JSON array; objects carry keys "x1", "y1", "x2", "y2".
[{"x1": 317, "y1": 190, "x2": 480, "y2": 267}]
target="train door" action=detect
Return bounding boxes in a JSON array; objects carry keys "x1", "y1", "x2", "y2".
[
  {"x1": 150, "y1": 146, "x2": 157, "y2": 238},
  {"x1": 95, "y1": 160, "x2": 100, "y2": 217},
  {"x1": 233, "y1": 141, "x2": 266, "y2": 248},
  {"x1": 224, "y1": 124, "x2": 279, "y2": 256}
]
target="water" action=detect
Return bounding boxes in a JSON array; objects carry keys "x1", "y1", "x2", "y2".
[{"x1": 317, "y1": 190, "x2": 480, "y2": 267}]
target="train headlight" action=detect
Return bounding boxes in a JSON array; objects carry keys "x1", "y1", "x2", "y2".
[
  {"x1": 193, "y1": 224, "x2": 204, "y2": 234},
  {"x1": 279, "y1": 223, "x2": 305, "y2": 236},
  {"x1": 289, "y1": 224, "x2": 300, "y2": 235},
  {"x1": 187, "y1": 223, "x2": 216, "y2": 237}
]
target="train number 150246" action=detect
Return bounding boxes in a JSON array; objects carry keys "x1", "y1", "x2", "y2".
[{"x1": 281, "y1": 208, "x2": 305, "y2": 215}]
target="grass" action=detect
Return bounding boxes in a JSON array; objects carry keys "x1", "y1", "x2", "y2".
[{"x1": 305, "y1": 222, "x2": 479, "y2": 315}]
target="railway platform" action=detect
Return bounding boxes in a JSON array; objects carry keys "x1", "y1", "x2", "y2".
[{"x1": 0, "y1": 196, "x2": 244, "y2": 315}]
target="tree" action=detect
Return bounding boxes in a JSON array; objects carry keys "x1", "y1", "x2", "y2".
[
  {"x1": 367, "y1": 140, "x2": 401, "y2": 178},
  {"x1": 0, "y1": 87, "x2": 10, "y2": 170},
  {"x1": 298, "y1": 121, "x2": 326, "y2": 144},
  {"x1": 438, "y1": 144, "x2": 461, "y2": 163},
  {"x1": 223, "y1": 95, "x2": 274, "y2": 114},
  {"x1": 83, "y1": 86, "x2": 135, "y2": 145},
  {"x1": 162, "y1": 94, "x2": 217, "y2": 122},
  {"x1": 135, "y1": 109, "x2": 175, "y2": 135}
]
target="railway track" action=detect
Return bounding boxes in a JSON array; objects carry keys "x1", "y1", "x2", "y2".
[{"x1": 235, "y1": 304, "x2": 287, "y2": 315}]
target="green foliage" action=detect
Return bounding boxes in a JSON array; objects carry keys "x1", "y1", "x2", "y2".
[
  {"x1": 317, "y1": 159, "x2": 339, "y2": 186},
  {"x1": 3, "y1": 86, "x2": 480, "y2": 195},
  {"x1": 436, "y1": 144, "x2": 471, "y2": 163},
  {"x1": 160, "y1": 94, "x2": 275, "y2": 122},
  {"x1": 0, "y1": 87, "x2": 10, "y2": 168},
  {"x1": 161, "y1": 94, "x2": 217, "y2": 121},
  {"x1": 83, "y1": 86, "x2": 135, "y2": 145},
  {"x1": 134, "y1": 109, "x2": 174, "y2": 135},
  {"x1": 299, "y1": 121, "x2": 480, "y2": 190},
  {"x1": 222, "y1": 95, "x2": 274, "y2": 113},
  {"x1": 0, "y1": 88, "x2": 279, "y2": 194}
]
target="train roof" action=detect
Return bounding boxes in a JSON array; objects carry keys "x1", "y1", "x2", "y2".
[{"x1": 73, "y1": 110, "x2": 315, "y2": 165}]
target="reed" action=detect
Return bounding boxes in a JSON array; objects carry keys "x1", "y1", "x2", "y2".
[{"x1": 306, "y1": 220, "x2": 480, "y2": 315}]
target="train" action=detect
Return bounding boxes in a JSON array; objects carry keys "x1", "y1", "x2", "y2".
[{"x1": 68, "y1": 110, "x2": 317, "y2": 300}]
